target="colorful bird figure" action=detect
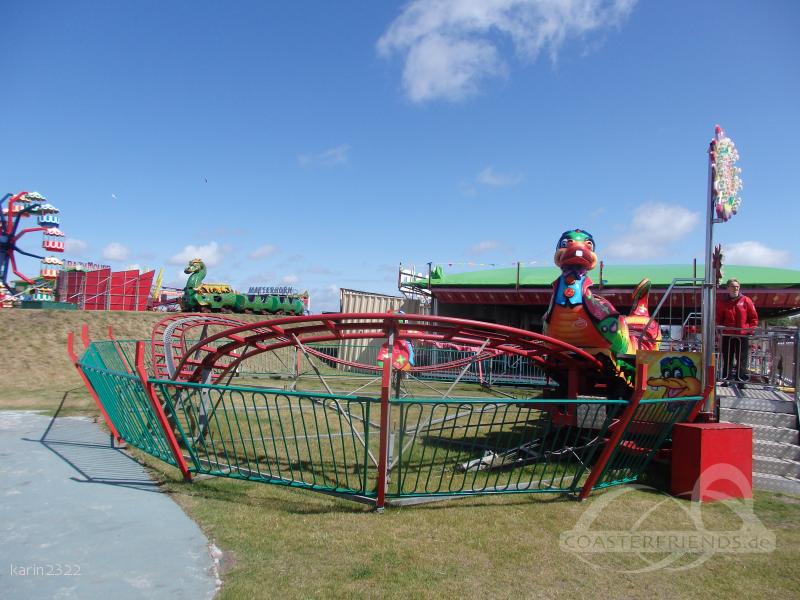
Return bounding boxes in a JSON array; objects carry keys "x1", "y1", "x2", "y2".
[{"x1": 543, "y1": 229, "x2": 661, "y2": 356}]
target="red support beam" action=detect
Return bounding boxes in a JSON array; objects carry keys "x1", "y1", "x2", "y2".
[
  {"x1": 375, "y1": 335, "x2": 393, "y2": 511},
  {"x1": 578, "y1": 362, "x2": 648, "y2": 500},
  {"x1": 134, "y1": 342, "x2": 192, "y2": 482},
  {"x1": 66, "y1": 331, "x2": 121, "y2": 443},
  {"x1": 80, "y1": 323, "x2": 91, "y2": 350},
  {"x1": 567, "y1": 368, "x2": 579, "y2": 399}
]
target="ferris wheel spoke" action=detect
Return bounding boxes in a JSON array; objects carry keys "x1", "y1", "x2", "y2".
[{"x1": 13, "y1": 247, "x2": 45, "y2": 260}]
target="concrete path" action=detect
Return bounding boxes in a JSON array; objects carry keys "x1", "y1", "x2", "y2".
[{"x1": 0, "y1": 411, "x2": 219, "y2": 599}]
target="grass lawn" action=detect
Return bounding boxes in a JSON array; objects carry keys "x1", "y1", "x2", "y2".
[
  {"x1": 3, "y1": 309, "x2": 800, "y2": 599},
  {"x1": 144, "y1": 454, "x2": 800, "y2": 600}
]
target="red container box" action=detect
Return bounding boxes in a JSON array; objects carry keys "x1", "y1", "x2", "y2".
[{"x1": 671, "y1": 422, "x2": 753, "y2": 501}]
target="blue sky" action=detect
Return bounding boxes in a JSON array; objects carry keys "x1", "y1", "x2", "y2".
[{"x1": 2, "y1": 1, "x2": 798, "y2": 311}]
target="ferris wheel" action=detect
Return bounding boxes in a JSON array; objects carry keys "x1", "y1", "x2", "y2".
[{"x1": 0, "y1": 190, "x2": 65, "y2": 297}]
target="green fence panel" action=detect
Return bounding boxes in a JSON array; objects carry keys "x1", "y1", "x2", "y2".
[
  {"x1": 389, "y1": 398, "x2": 620, "y2": 498},
  {"x1": 80, "y1": 365, "x2": 178, "y2": 466},
  {"x1": 152, "y1": 381, "x2": 376, "y2": 497},
  {"x1": 591, "y1": 396, "x2": 702, "y2": 490},
  {"x1": 78, "y1": 340, "x2": 701, "y2": 505}
]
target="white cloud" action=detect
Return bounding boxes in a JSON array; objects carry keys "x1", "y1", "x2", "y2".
[
  {"x1": 249, "y1": 244, "x2": 278, "y2": 260},
  {"x1": 298, "y1": 144, "x2": 351, "y2": 167},
  {"x1": 471, "y1": 240, "x2": 500, "y2": 254},
  {"x1": 281, "y1": 274, "x2": 299, "y2": 285},
  {"x1": 723, "y1": 241, "x2": 790, "y2": 267},
  {"x1": 168, "y1": 241, "x2": 227, "y2": 268},
  {"x1": 65, "y1": 238, "x2": 89, "y2": 256},
  {"x1": 377, "y1": 0, "x2": 637, "y2": 103},
  {"x1": 606, "y1": 202, "x2": 700, "y2": 259},
  {"x1": 101, "y1": 242, "x2": 130, "y2": 261},
  {"x1": 309, "y1": 284, "x2": 340, "y2": 313},
  {"x1": 169, "y1": 270, "x2": 189, "y2": 288},
  {"x1": 590, "y1": 207, "x2": 607, "y2": 219},
  {"x1": 477, "y1": 166, "x2": 523, "y2": 187},
  {"x1": 399, "y1": 33, "x2": 505, "y2": 103}
]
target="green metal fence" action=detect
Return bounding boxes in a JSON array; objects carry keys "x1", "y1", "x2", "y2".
[
  {"x1": 77, "y1": 340, "x2": 701, "y2": 507},
  {"x1": 80, "y1": 345, "x2": 179, "y2": 467},
  {"x1": 155, "y1": 380, "x2": 377, "y2": 498},
  {"x1": 228, "y1": 342, "x2": 551, "y2": 386},
  {"x1": 390, "y1": 398, "x2": 616, "y2": 499}
]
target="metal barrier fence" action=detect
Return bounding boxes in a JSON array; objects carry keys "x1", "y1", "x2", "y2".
[
  {"x1": 637, "y1": 277, "x2": 703, "y2": 352},
  {"x1": 230, "y1": 342, "x2": 551, "y2": 387},
  {"x1": 79, "y1": 345, "x2": 179, "y2": 468},
  {"x1": 715, "y1": 326, "x2": 798, "y2": 388},
  {"x1": 71, "y1": 338, "x2": 701, "y2": 508}
]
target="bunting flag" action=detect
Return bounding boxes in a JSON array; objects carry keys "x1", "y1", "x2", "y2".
[{"x1": 438, "y1": 260, "x2": 539, "y2": 268}]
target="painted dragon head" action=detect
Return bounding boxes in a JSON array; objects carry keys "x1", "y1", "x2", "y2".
[
  {"x1": 184, "y1": 258, "x2": 206, "y2": 274},
  {"x1": 554, "y1": 229, "x2": 597, "y2": 271}
]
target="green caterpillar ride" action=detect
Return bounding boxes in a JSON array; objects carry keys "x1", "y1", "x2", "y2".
[{"x1": 181, "y1": 258, "x2": 307, "y2": 314}]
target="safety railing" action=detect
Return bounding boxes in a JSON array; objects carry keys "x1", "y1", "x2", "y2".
[
  {"x1": 73, "y1": 339, "x2": 701, "y2": 507},
  {"x1": 79, "y1": 346, "x2": 180, "y2": 468},
  {"x1": 390, "y1": 398, "x2": 618, "y2": 499},
  {"x1": 154, "y1": 380, "x2": 377, "y2": 498},
  {"x1": 715, "y1": 326, "x2": 797, "y2": 388},
  {"x1": 637, "y1": 277, "x2": 703, "y2": 352},
  {"x1": 589, "y1": 398, "x2": 697, "y2": 490},
  {"x1": 286, "y1": 342, "x2": 549, "y2": 387}
]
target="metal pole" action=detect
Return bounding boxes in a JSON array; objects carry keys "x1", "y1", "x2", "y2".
[
  {"x1": 701, "y1": 134, "x2": 718, "y2": 415},
  {"x1": 599, "y1": 261, "x2": 604, "y2": 291},
  {"x1": 376, "y1": 331, "x2": 394, "y2": 512},
  {"x1": 794, "y1": 326, "x2": 800, "y2": 429},
  {"x1": 427, "y1": 262, "x2": 432, "y2": 290}
]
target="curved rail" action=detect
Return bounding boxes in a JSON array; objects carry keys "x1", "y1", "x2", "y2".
[
  {"x1": 301, "y1": 342, "x2": 502, "y2": 374},
  {"x1": 152, "y1": 314, "x2": 263, "y2": 380},
  {"x1": 160, "y1": 313, "x2": 605, "y2": 386}
]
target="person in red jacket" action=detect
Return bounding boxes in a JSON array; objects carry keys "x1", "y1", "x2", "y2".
[{"x1": 716, "y1": 278, "x2": 759, "y2": 382}]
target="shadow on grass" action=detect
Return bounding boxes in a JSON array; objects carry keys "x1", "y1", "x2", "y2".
[
  {"x1": 22, "y1": 387, "x2": 162, "y2": 493},
  {"x1": 165, "y1": 476, "x2": 372, "y2": 515},
  {"x1": 160, "y1": 465, "x2": 582, "y2": 516}
]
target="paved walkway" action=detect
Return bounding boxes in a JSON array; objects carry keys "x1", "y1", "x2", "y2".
[{"x1": 0, "y1": 411, "x2": 218, "y2": 599}]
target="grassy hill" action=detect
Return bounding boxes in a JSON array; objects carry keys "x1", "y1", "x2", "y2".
[{"x1": 0, "y1": 308, "x2": 271, "y2": 414}]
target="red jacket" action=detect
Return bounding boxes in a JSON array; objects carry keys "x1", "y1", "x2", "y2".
[{"x1": 716, "y1": 294, "x2": 758, "y2": 333}]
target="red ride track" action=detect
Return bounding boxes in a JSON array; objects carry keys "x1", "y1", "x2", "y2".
[
  {"x1": 151, "y1": 314, "x2": 249, "y2": 380},
  {"x1": 157, "y1": 313, "x2": 605, "y2": 388}
]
